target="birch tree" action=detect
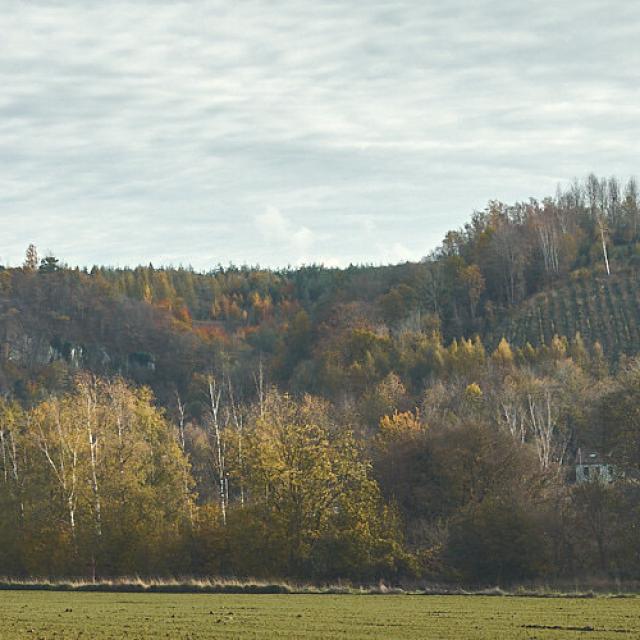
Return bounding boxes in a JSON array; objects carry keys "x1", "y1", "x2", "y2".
[
  {"x1": 0, "y1": 400, "x2": 26, "y2": 527},
  {"x1": 76, "y1": 376, "x2": 102, "y2": 580},
  {"x1": 586, "y1": 173, "x2": 611, "y2": 274},
  {"x1": 623, "y1": 177, "x2": 639, "y2": 240},
  {"x1": 32, "y1": 396, "x2": 84, "y2": 548},
  {"x1": 226, "y1": 376, "x2": 245, "y2": 507},
  {"x1": 525, "y1": 381, "x2": 568, "y2": 470},
  {"x1": 495, "y1": 377, "x2": 527, "y2": 443},
  {"x1": 597, "y1": 216, "x2": 611, "y2": 276},
  {"x1": 420, "y1": 255, "x2": 444, "y2": 315},
  {"x1": 174, "y1": 389, "x2": 194, "y2": 524},
  {"x1": 534, "y1": 205, "x2": 560, "y2": 276},
  {"x1": 206, "y1": 375, "x2": 227, "y2": 524}
]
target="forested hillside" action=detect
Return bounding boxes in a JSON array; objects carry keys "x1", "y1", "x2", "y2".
[{"x1": 1, "y1": 174, "x2": 640, "y2": 585}]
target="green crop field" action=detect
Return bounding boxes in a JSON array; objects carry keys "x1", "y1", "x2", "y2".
[{"x1": 1, "y1": 591, "x2": 638, "y2": 639}]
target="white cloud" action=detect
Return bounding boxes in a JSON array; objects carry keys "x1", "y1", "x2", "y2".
[
  {"x1": 255, "y1": 206, "x2": 315, "y2": 264},
  {"x1": 375, "y1": 241, "x2": 416, "y2": 265},
  {"x1": 1, "y1": 1, "x2": 639, "y2": 268}
]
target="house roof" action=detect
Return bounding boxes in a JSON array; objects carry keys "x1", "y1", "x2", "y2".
[{"x1": 576, "y1": 451, "x2": 609, "y2": 466}]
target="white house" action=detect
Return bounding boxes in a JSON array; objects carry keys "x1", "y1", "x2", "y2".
[{"x1": 575, "y1": 450, "x2": 617, "y2": 485}]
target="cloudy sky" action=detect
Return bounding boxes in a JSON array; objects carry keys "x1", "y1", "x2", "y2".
[{"x1": 2, "y1": 1, "x2": 639, "y2": 269}]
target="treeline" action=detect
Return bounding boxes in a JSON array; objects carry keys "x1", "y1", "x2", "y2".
[
  {"x1": 427, "y1": 173, "x2": 640, "y2": 337},
  {"x1": 3, "y1": 176, "x2": 640, "y2": 399},
  {"x1": 56, "y1": 173, "x2": 640, "y2": 340},
  {"x1": 1, "y1": 336, "x2": 639, "y2": 584},
  {"x1": 0, "y1": 377, "x2": 405, "y2": 581}
]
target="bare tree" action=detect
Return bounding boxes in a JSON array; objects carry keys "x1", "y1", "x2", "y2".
[
  {"x1": 533, "y1": 203, "x2": 560, "y2": 276},
  {"x1": 253, "y1": 357, "x2": 266, "y2": 419},
  {"x1": 607, "y1": 176, "x2": 621, "y2": 227},
  {"x1": 0, "y1": 415, "x2": 25, "y2": 526},
  {"x1": 421, "y1": 255, "x2": 444, "y2": 314},
  {"x1": 105, "y1": 379, "x2": 129, "y2": 508},
  {"x1": 23, "y1": 244, "x2": 38, "y2": 271},
  {"x1": 492, "y1": 221, "x2": 527, "y2": 305},
  {"x1": 526, "y1": 387, "x2": 568, "y2": 470},
  {"x1": 584, "y1": 174, "x2": 612, "y2": 274},
  {"x1": 497, "y1": 394, "x2": 527, "y2": 444},
  {"x1": 206, "y1": 375, "x2": 227, "y2": 524},
  {"x1": 0, "y1": 424, "x2": 8, "y2": 485},
  {"x1": 174, "y1": 389, "x2": 194, "y2": 525},
  {"x1": 226, "y1": 376, "x2": 245, "y2": 507},
  {"x1": 77, "y1": 377, "x2": 102, "y2": 581},
  {"x1": 35, "y1": 398, "x2": 83, "y2": 545},
  {"x1": 586, "y1": 174, "x2": 600, "y2": 216},
  {"x1": 175, "y1": 390, "x2": 187, "y2": 453},
  {"x1": 598, "y1": 216, "x2": 611, "y2": 276},
  {"x1": 624, "y1": 177, "x2": 639, "y2": 240}
]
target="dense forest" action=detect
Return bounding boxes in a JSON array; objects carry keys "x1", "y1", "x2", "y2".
[{"x1": 1, "y1": 173, "x2": 639, "y2": 585}]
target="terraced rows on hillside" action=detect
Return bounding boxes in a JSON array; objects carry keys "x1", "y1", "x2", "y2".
[{"x1": 491, "y1": 269, "x2": 640, "y2": 359}]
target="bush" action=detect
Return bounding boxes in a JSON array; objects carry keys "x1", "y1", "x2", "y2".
[{"x1": 446, "y1": 494, "x2": 550, "y2": 585}]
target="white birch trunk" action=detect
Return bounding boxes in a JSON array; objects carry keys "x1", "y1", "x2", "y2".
[
  {"x1": 208, "y1": 376, "x2": 226, "y2": 524},
  {"x1": 175, "y1": 390, "x2": 194, "y2": 525},
  {"x1": 599, "y1": 218, "x2": 611, "y2": 275}
]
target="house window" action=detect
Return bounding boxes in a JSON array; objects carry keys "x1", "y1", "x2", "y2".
[{"x1": 583, "y1": 466, "x2": 590, "y2": 478}]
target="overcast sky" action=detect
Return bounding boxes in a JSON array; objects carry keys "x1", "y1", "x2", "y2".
[{"x1": 2, "y1": 1, "x2": 639, "y2": 269}]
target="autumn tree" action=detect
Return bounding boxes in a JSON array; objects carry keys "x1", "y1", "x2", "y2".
[
  {"x1": 239, "y1": 390, "x2": 409, "y2": 579},
  {"x1": 23, "y1": 244, "x2": 39, "y2": 272}
]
